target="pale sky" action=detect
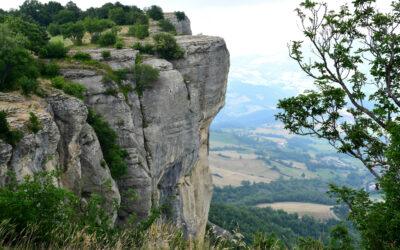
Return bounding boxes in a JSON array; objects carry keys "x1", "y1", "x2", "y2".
[
  {"x1": 1, "y1": 0, "x2": 374, "y2": 58},
  {"x1": 1, "y1": 0, "x2": 393, "y2": 59}
]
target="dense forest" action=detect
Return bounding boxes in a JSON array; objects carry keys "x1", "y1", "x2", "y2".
[
  {"x1": 212, "y1": 179, "x2": 336, "y2": 205},
  {"x1": 209, "y1": 203, "x2": 357, "y2": 248},
  {"x1": 209, "y1": 178, "x2": 358, "y2": 247}
]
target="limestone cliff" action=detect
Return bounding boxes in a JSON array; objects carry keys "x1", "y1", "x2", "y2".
[{"x1": 0, "y1": 17, "x2": 229, "y2": 239}]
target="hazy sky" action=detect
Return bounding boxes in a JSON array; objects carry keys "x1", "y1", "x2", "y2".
[
  {"x1": 1, "y1": 0, "x2": 393, "y2": 58},
  {"x1": 0, "y1": 0, "x2": 352, "y2": 58}
]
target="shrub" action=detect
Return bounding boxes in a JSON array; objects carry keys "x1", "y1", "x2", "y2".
[
  {"x1": 0, "y1": 170, "x2": 172, "y2": 248},
  {"x1": 133, "y1": 42, "x2": 154, "y2": 54},
  {"x1": 59, "y1": 21, "x2": 85, "y2": 45},
  {"x1": 98, "y1": 32, "x2": 117, "y2": 46},
  {"x1": 83, "y1": 17, "x2": 115, "y2": 37},
  {"x1": 41, "y1": 62, "x2": 60, "y2": 78},
  {"x1": 3, "y1": 15, "x2": 49, "y2": 55},
  {"x1": 114, "y1": 41, "x2": 123, "y2": 49},
  {"x1": 146, "y1": 5, "x2": 164, "y2": 20},
  {"x1": 0, "y1": 171, "x2": 78, "y2": 244},
  {"x1": 152, "y1": 33, "x2": 184, "y2": 59},
  {"x1": 19, "y1": 76, "x2": 39, "y2": 95},
  {"x1": 102, "y1": 50, "x2": 111, "y2": 60},
  {"x1": 175, "y1": 11, "x2": 186, "y2": 21},
  {"x1": 73, "y1": 51, "x2": 92, "y2": 61},
  {"x1": 0, "y1": 110, "x2": 23, "y2": 145},
  {"x1": 86, "y1": 108, "x2": 128, "y2": 179},
  {"x1": 134, "y1": 64, "x2": 159, "y2": 96},
  {"x1": 91, "y1": 33, "x2": 100, "y2": 44},
  {"x1": 28, "y1": 112, "x2": 41, "y2": 133},
  {"x1": 158, "y1": 19, "x2": 176, "y2": 34},
  {"x1": 128, "y1": 24, "x2": 149, "y2": 39},
  {"x1": 0, "y1": 170, "x2": 123, "y2": 246},
  {"x1": 129, "y1": 12, "x2": 149, "y2": 25},
  {"x1": 51, "y1": 76, "x2": 87, "y2": 100},
  {"x1": 111, "y1": 26, "x2": 122, "y2": 35},
  {"x1": 39, "y1": 41, "x2": 69, "y2": 59}
]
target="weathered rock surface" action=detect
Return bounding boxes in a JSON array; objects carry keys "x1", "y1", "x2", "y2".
[
  {"x1": 165, "y1": 12, "x2": 192, "y2": 35},
  {"x1": 60, "y1": 34, "x2": 229, "y2": 238},
  {"x1": 0, "y1": 20, "x2": 229, "y2": 239},
  {"x1": 0, "y1": 93, "x2": 120, "y2": 223}
]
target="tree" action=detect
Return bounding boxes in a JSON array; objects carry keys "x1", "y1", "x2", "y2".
[
  {"x1": 146, "y1": 5, "x2": 163, "y2": 20},
  {"x1": 83, "y1": 17, "x2": 114, "y2": 37},
  {"x1": 128, "y1": 24, "x2": 149, "y2": 39},
  {"x1": 65, "y1": 1, "x2": 81, "y2": 19},
  {"x1": 60, "y1": 21, "x2": 85, "y2": 45},
  {"x1": 0, "y1": 24, "x2": 39, "y2": 92},
  {"x1": 108, "y1": 7, "x2": 125, "y2": 25},
  {"x1": 276, "y1": 0, "x2": 400, "y2": 248},
  {"x1": 55, "y1": 9, "x2": 76, "y2": 24},
  {"x1": 1, "y1": 15, "x2": 49, "y2": 54},
  {"x1": 47, "y1": 23, "x2": 60, "y2": 36},
  {"x1": 43, "y1": 1, "x2": 64, "y2": 23},
  {"x1": 19, "y1": 0, "x2": 50, "y2": 26},
  {"x1": 126, "y1": 12, "x2": 148, "y2": 25},
  {"x1": 175, "y1": 11, "x2": 186, "y2": 21}
]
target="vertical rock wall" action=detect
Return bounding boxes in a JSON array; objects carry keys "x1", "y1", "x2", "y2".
[{"x1": 0, "y1": 25, "x2": 229, "y2": 239}]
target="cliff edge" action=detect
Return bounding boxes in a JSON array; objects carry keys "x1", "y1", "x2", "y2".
[{"x1": 0, "y1": 15, "x2": 229, "y2": 239}]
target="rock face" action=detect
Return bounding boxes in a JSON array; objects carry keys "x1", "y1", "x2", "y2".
[
  {"x1": 165, "y1": 12, "x2": 192, "y2": 35},
  {"x1": 0, "y1": 93, "x2": 120, "y2": 222},
  {"x1": 0, "y1": 21, "x2": 229, "y2": 239}
]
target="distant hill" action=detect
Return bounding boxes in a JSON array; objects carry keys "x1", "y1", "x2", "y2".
[{"x1": 211, "y1": 55, "x2": 310, "y2": 129}]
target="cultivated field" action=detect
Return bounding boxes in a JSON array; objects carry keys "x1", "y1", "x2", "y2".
[
  {"x1": 211, "y1": 165, "x2": 274, "y2": 187},
  {"x1": 255, "y1": 202, "x2": 337, "y2": 220}
]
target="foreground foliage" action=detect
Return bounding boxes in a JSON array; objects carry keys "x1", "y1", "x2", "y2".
[
  {"x1": 276, "y1": 0, "x2": 400, "y2": 248},
  {"x1": 0, "y1": 171, "x2": 186, "y2": 249}
]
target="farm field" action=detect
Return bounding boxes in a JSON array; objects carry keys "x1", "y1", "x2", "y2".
[
  {"x1": 209, "y1": 126, "x2": 373, "y2": 187},
  {"x1": 255, "y1": 202, "x2": 337, "y2": 220}
]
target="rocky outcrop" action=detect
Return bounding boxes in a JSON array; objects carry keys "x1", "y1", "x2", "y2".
[
  {"x1": 0, "y1": 93, "x2": 120, "y2": 222},
  {"x1": 0, "y1": 20, "x2": 229, "y2": 239},
  {"x1": 165, "y1": 13, "x2": 192, "y2": 35}
]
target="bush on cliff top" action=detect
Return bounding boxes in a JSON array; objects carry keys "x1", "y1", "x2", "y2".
[
  {"x1": 128, "y1": 24, "x2": 149, "y2": 40},
  {"x1": 152, "y1": 33, "x2": 184, "y2": 60},
  {"x1": 146, "y1": 5, "x2": 164, "y2": 20},
  {"x1": 158, "y1": 19, "x2": 176, "y2": 35},
  {"x1": 175, "y1": 11, "x2": 186, "y2": 21}
]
